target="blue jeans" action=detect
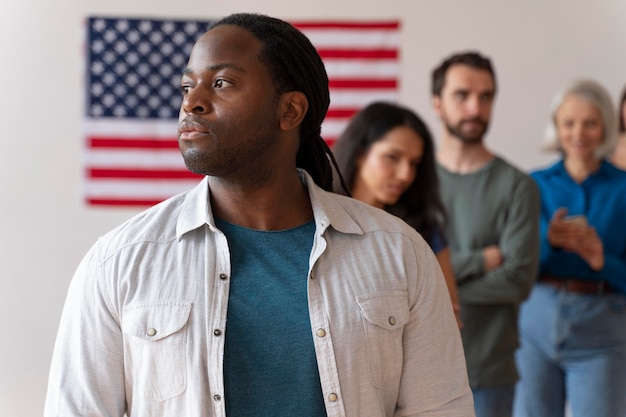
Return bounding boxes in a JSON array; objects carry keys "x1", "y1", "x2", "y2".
[
  {"x1": 514, "y1": 284, "x2": 626, "y2": 417},
  {"x1": 472, "y1": 385, "x2": 514, "y2": 417}
]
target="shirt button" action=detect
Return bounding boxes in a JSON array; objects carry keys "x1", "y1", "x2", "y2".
[
  {"x1": 219, "y1": 273, "x2": 228, "y2": 280},
  {"x1": 316, "y1": 328, "x2": 326, "y2": 337},
  {"x1": 213, "y1": 394, "x2": 222, "y2": 401},
  {"x1": 147, "y1": 328, "x2": 157, "y2": 337},
  {"x1": 328, "y1": 393, "x2": 338, "y2": 402},
  {"x1": 214, "y1": 329, "x2": 222, "y2": 336},
  {"x1": 388, "y1": 316, "x2": 396, "y2": 325}
]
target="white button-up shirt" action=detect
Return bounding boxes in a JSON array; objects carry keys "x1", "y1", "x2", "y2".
[{"x1": 45, "y1": 170, "x2": 474, "y2": 417}]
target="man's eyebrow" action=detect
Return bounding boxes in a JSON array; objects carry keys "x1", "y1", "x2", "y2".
[{"x1": 182, "y1": 63, "x2": 246, "y2": 75}]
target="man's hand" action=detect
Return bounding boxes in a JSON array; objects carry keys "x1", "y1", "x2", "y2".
[{"x1": 482, "y1": 245, "x2": 503, "y2": 272}]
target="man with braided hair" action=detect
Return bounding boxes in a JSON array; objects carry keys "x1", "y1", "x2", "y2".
[{"x1": 45, "y1": 13, "x2": 473, "y2": 417}]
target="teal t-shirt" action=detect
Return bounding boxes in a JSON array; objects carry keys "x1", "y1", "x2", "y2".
[{"x1": 216, "y1": 218, "x2": 326, "y2": 417}]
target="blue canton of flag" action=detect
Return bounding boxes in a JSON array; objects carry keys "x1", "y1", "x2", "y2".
[{"x1": 88, "y1": 17, "x2": 212, "y2": 119}]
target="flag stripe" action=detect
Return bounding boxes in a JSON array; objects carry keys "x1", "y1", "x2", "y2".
[
  {"x1": 89, "y1": 168, "x2": 202, "y2": 179},
  {"x1": 292, "y1": 21, "x2": 399, "y2": 29},
  {"x1": 85, "y1": 149, "x2": 183, "y2": 168},
  {"x1": 88, "y1": 198, "x2": 168, "y2": 206},
  {"x1": 84, "y1": 17, "x2": 400, "y2": 206},
  {"x1": 90, "y1": 137, "x2": 179, "y2": 149},
  {"x1": 317, "y1": 49, "x2": 397, "y2": 59},
  {"x1": 329, "y1": 79, "x2": 397, "y2": 89}
]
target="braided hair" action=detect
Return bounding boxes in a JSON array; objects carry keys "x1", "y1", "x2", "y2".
[{"x1": 210, "y1": 13, "x2": 348, "y2": 193}]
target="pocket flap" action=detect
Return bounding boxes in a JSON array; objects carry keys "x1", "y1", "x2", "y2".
[
  {"x1": 356, "y1": 291, "x2": 409, "y2": 330},
  {"x1": 122, "y1": 301, "x2": 192, "y2": 341}
]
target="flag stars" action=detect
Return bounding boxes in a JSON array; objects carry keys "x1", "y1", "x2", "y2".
[
  {"x1": 90, "y1": 83, "x2": 104, "y2": 96},
  {"x1": 158, "y1": 107, "x2": 173, "y2": 118},
  {"x1": 139, "y1": 21, "x2": 153, "y2": 33},
  {"x1": 159, "y1": 64, "x2": 174, "y2": 78},
  {"x1": 113, "y1": 106, "x2": 127, "y2": 117},
  {"x1": 172, "y1": 32, "x2": 186, "y2": 46},
  {"x1": 102, "y1": 94, "x2": 116, "y2": 107},
  {"x1": 125, "y1": 96, "x2": 139, "y2": 108},
  {"x1": 91, "y1": 105, "x2": 104, "y2": 117},
  {"x1": 127, "y1": 30, "x2": 140, "y2": 44},
  {"x1": 184, "y1": 22, "x2": 199, "y2": 34},
  {"x1": 103, "y1": 29, "x2": 117, "y2": 43},
  {"x1": 149, "y1": 31, "x2": 164, "y2": 44},
  {"x1": 91, "y1": 40, "x2": 105, "y2": 54},
  {"x1": 137, "y1": 63, "x2": 150, "y2": 77},
  {"x1": 87, "y1": 18, "x2": 222, "y2": 119},
  {"x1": 102, "y1": 73, "x2": 116, "y2": 86},
  {"x1": 148, "y1": 96, "x2": 161, "y2": 109},
  {"x1": 126, "y1": 52, "x2": 140, "y2": 66},
  {"x1": 92, "y1": 19, "x2": 106, "y2": 32},
  {"x1": 161, "y1": 42, "x2": 174, "y2": 56},
  {"x1": 102, "y1": 51, "x2": 116, "y2": 65},
  {"x1": 162, "y1": 21, "x2": 175, "y2": 34},
  {"x1": 113, "y1": 84, "x2": 126, "y2": 97},
  {"x1": 115, "y1": 19, "x2": 129, "y2": 33},
  {"x1": 148, "y1": 54, "x2": 162, "y2": 66},
  {"x1": 136, "y1": 107, "x2": 150, "y2": 118},
  {"x1": 137, "y1": 42, "x2": 151, "y2": 56},
  {"x1": 126, "y1": 73, "x2": 139, "y2": 87},
  {"x1": 114, "y1": 41, "x2": 128, "y2": 54},
  {"x1": 91, "y1": 62, "x2": 104, "y2": 75},
  {"x1": 114, "y1": 62, "x2": 127, "y2": 75}
]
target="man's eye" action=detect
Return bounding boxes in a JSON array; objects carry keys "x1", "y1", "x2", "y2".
[
  {"x1": 180, "y1": 85, "x2": 191, "y2": 95},
  {"x1": 214, "y1": 78, "x2": 230, "y2": 88}
]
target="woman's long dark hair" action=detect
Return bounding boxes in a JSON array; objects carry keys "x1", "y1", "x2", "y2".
[{"x1": 332, "y1": 101, "x2": 446, "y2": 243}]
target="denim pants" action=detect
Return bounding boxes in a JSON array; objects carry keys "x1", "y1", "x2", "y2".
[
  {"x1": 472, "y1": 385, "x2": 515, "y2": 417},
  {"x1": 514, "y1": 283, "x2": 626, "y2": 417}
]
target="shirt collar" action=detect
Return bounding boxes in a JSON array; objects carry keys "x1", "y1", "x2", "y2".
[
  {"x1": 175, "y1": 169, "x2": 364, "y2": 240},
  {"x1": 546, "y1": 159, "x2": 620, "y2": 180}
]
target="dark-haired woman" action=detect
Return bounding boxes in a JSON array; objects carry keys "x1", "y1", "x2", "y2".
[{"x1": 333, "y1": 101, "x2": 462, "y2": 327}]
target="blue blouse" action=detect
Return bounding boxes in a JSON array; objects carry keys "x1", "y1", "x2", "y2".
[
  {"x1": 531, "y1": 160, "x2": 626, "y2": 294},
  {"x1": 429, "y1": 223, "x2": 448, "y2": 255}
]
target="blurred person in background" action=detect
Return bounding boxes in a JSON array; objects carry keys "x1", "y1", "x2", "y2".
[
  {"x1": 431, "y1": 51, "x2": 540, "y2": 417},
  {"x1": 514, "y1": 79, "x2": 626, "y2": 417},
  {"x1": 611, "y1": 85, "x2": 626, "y2": 169},
  {"x1": 333, "y1": 101, "x2": 462, "y2": 327}
]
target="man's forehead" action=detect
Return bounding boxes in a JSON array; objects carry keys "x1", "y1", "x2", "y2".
[
  {"x1": 195, "y1": 24, "x2": 262, "y2": 55},
  {"x1": 444, "y1": 65, "x2": 494, "y2": 91}
]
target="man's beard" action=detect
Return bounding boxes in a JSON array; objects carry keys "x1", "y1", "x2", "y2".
[{"x1": 445, "y1": 117, "x2": 489, "y2": 144}]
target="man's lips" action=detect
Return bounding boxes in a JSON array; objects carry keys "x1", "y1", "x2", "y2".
[
  {"x1": 178, "y1": 130, "x2": 209, "y2": 140},
  {"x1": 177, "y1": 118, "x2": 211, "y2": 139}
]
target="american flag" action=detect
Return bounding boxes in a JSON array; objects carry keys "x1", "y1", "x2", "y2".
[{"x1": 85, "y1": 16, "x2": 400, "y2": 206}]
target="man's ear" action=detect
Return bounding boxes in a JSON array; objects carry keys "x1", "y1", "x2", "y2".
[
  {"x1": 432, "y1": 95, "x2": 442, "y2": 117},
  {"x1": 279, "y1": 91, "x2": 308, "y2": 131}
]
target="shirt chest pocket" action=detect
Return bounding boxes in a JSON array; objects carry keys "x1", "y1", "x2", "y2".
[
  {"x1": 356, "y1": 291, "x2": 409, "y2": 388},
  {"x1": 122, "y1": 302, "x2": 192, "y2": 402}
]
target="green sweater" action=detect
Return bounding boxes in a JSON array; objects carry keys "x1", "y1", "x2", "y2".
[{"x1": 437, "y1": 156, "x2": 540, "y2": 388}]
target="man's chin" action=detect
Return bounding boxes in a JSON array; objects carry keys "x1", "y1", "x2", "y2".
[{"x1": 458, "y1": 134, "x2": 484, "y2": 144}]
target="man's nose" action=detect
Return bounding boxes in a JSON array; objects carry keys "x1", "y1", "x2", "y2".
[{"x1": 181, "y1": 86, "x2": 212, "y2": 115}]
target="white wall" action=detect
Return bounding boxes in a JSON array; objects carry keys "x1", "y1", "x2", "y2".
[{"x1": 1, "y1": 0, "x2": 624, "y2": 415}]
